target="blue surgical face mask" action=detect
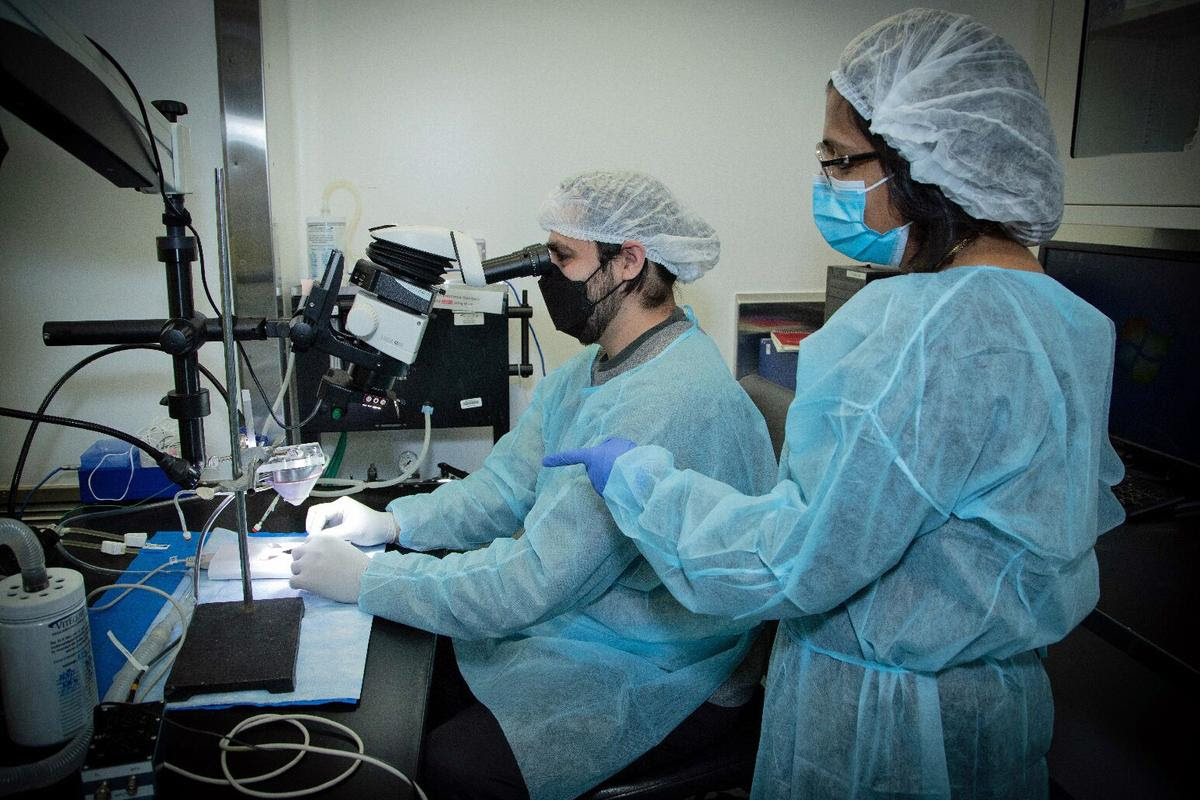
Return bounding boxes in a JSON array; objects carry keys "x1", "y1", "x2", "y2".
[{"x1": 812, "y1": 174, "x2": 911, "y2": 267}]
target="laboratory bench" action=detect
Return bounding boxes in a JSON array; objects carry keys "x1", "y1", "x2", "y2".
[
  {"x1": 1045, "y1": 506, "x2": 1199, "y2": 800},
  {"x1": 3, "y1": 488, "x2": 437, "y2": 799},
  {"x1": 5, "y1": 487, "x2": 1197, "y2": 798}
]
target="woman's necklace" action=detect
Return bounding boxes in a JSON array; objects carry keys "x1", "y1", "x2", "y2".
[{"x1": 939, "y1": 235, "x2": 978, "y2": 268}]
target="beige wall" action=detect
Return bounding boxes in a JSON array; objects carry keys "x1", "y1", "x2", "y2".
[
  {"x1": 0, "y1": 0, "x2": 227, "y2": 490},
  {"x1": 263, "y1": 0, "x2": 1048, "y2": 377}
]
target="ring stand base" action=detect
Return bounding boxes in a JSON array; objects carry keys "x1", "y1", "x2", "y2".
[{"x1": 164, "y1": 596, "x2": 304, "y2": 701}]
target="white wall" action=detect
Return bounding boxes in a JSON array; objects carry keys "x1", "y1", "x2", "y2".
[
  {"x1": 267, "y1": 0, "x2": 1045, "y2": 371},
  {"x1": 261, "y1": 0, "x2": 1045, "y2": 478},
  {"x1": 0, "y1": 0, "x2": 226, "y2": 491},
  {"x1": 1, "y1": 0, "x2": 1047, "y2": 491}
]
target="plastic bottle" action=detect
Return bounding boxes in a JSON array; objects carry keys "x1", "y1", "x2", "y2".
[
  {"x1": 0, "y1": 519, "x2": 97, "y2": 747},
  {"x1": 306, "y1": 213, "x2": 346, "y2": 281},
  {"x1": 306, "y1": 180, "x2": 363, "y2": 281}
]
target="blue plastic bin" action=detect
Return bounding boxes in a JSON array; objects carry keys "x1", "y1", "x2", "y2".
[
  {"x1": 758, "y1": 337, "x2": 798, "y2": 391},
  {"x1": 78, "y1": 439, "x2": 181, "y2": 503}
]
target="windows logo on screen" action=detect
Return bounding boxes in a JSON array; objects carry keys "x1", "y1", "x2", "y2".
[{"x1": 1115, "y1": 317, "x2": 1170, "y2": 385}]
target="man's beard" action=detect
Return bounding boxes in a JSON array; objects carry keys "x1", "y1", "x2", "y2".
[{"x1": 576, "y1": 269, "x2": 626, "y2": 346}]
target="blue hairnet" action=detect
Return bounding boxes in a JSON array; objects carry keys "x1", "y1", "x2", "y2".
[
  {"x1": 831, "y1": 8, "x2": 1064, "y2": 245},
  {"x1": 537, "y1": 171, "x2": 720, "y2": 283}
]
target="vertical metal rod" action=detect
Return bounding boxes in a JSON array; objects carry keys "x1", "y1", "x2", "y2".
[
  {"x1": 520, "y1": 290, "x2": 531, "y2": 372},
  {"x1": 159, "y1": 194, "x2": 206, "y2": 465},
  {"x1": 215, "y1": 167, "x2": 254, "y2": 606}
]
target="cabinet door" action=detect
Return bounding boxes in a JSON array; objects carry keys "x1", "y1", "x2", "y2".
[{"x1": 1045, "y1": 0, "x2": 1200, "y2": 225}]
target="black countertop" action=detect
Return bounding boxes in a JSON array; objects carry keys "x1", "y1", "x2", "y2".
[
  {"x1": 9, "y1": 488, "x2": 437, "y2": 799},
  {"x1": 1087, "y1": 508, "x2": 1199, "y2": 682}
]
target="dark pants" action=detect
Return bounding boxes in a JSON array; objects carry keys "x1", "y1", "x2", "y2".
[{"x1": 419, "y1": 637, "x2": 756, "y2": 800}]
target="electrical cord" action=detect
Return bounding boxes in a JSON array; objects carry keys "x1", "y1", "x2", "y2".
[
  {"x1": 129, "y1": 582, "x2": 197, "y2": 703},
  {"x1": 191, "y1": 190, "x2": 319, "y2": 438},
  {"x1": 0, "y1": 408, "x2": 198, "y2": 496},
  {"x1": 85, "y1": 583, "x2": 190, "y2": 658},
  {"x1": 237, "y1": 346, "x2": 322, "y2": 432},
  {"x1": 1, "y1": 406, "x2": 171, "y2": 464},
  {"x1": 55, "y1": 541, "x2": 170, "y2": 577},
  {"x1": 145, "y1": 634, "x2": 183, "y2": 671},
  {"x1": 173, "y1": 486, "x2": 227, "y2": 542},
  {"x1": 172, "y1": 160, "x2": 312, "y2": 442},
  {"x1": 263, "y1": 352, "x2": 302, "y2": 445},
  {"x1": 186, "y1": 200, "x2": 314, "y2": 438},
  {"x1": 90, "y1": 38, "x2": 316, "y2": 452},
  {"x1": 16, "y1": 465, "x2": 77, "y2": 517},
  {"x1": 116, "y1": 629, "x2": 176, "y2": 703},
  {"x1": 5, "y1": 408, "x2": 201, "y2": 495},
  {"x1": 159, "y1": 713, "x2": 429, "y2": 799},
  {"x1": 158, "y1": 713, "x2": 267, "y2": 753},
  {"x1": 309, "y1": 407, "x2": 432, "y2": 497},
  {"x1": 86, "y1": 444, "x2": 137, "y2": 503},
  {"x1": 87, "y1": 37, "x2": 175, "y2": 218},
  {"x1": 193, "y1": 493, "x2": 236, "y2": 600},
  {"x1": 7, "y1": 344, "x2": 229, "y2": 518},
  {"x1": 504, "y1": 280, "x2": 546, "y2": 376},
  {"x1": 87, "y1": 578, "x2": 195, "y2": 704},
  {"x1": 56, "y1": 491, "x2": 201, "y2": 530},
  {"x1": 89, "y1": 557, "x2": 190, "y2": 613},
  {"x1": 56, "y1": 527, "x2": 125, "y2": 542},
  {"x1": 133, "y1": 617, "x2": 187, "y2": 702}
]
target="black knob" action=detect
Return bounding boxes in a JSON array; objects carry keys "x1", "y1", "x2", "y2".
[
  {"x1": 159, "y1": 318, "x2": 197, "y2": 354},
  {"x1": 152, "y1": 99, "x2": 189, "y2": 122}
]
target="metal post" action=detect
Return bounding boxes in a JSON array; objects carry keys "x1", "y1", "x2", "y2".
[
  {"x1": 215, "y1": 167, "x2": 254, "y2": 606},
  {"x1": 214, "y1": 0, "x2": 285, "y2": 438},
  {"x1": 157, "y1": 194, "x2": 208, "y2": 466}
]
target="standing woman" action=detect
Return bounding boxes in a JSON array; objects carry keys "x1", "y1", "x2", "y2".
[{"x1": 545, "y1": 8, "x2": 1126, "y2": 799}]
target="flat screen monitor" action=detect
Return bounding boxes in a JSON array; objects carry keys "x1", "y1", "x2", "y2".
[{"x1": 1039, "y1": 241, "x2": 1200, "y2": 471}]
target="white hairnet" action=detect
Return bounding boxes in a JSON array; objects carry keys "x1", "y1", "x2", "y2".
[
  {"x1": 537, "y1": 170, "x2": 720, "y2": 283},
  {"x1": 831, "y1": 8, "x2": 1063, "y2": 245}
]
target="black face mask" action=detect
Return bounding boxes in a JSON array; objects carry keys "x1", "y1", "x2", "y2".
[{"x1": 538, "y1": 260, "x2": 625, "y2": 342}]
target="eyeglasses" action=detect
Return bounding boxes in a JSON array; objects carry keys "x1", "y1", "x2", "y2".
[{"x1": 816, "y1": 142, "x2": 880, "y2": 181}]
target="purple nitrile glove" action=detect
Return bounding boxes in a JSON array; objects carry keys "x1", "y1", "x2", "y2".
[{"x1": 542, "y1": 436, "x2": 637, "y2": 494}]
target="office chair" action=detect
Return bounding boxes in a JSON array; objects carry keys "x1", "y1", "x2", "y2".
[
  {"x1": 580, "y1": 685, "x2": 764, "y2": 800},
  {"x1": 736, "y1": 374, "x2": 793, "y2": 460}
]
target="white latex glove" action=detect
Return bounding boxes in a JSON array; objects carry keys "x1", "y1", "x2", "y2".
[
  {"x1": 305, "y1": 496, "x2": 399, "y2": 546},
  {"x1": 288, "y1": 535, "x2": 369, "y2": 604}
]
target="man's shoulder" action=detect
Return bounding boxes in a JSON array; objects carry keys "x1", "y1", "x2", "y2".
[
  {"x1": 655, "y1": 325, "x2": 728, "y2": 374},
  {"x1": 633, "y1": 328, "x2": 750, "y2": 401}
]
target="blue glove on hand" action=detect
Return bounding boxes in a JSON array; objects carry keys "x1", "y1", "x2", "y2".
[{"x1": 542, "y1": 437, "x2": 637, "y2": 494}]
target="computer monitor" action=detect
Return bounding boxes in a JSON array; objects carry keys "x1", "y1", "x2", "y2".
[{"x1": 1039, "y1": 241, "x2": 1200, "y2": 472}]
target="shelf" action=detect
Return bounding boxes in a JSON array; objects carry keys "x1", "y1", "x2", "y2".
[
  {"x1": 1088, "y1": 0, "x2": 1200, "y2": 37},
  {"x1": 1063, "y1": 204, "x2": 1200, "y2": 230},
  {"x1": 733, "y1": 292, "x2": 825, "y2": 381}
]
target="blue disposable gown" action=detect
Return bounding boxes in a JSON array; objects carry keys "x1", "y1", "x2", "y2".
[
  {"x1": 358, "y1": 310, "x2": 778, "y2": 800},
  {"x1": 601, "y1": 268, "x2": 1126, "y2": 799}
]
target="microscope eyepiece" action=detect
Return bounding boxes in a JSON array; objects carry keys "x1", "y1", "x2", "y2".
[{"x1": 481, "y1": 244, "x2": 553, "y2": 284}]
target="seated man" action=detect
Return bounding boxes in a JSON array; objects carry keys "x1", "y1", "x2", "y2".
[{"x1": 289, "y1": 170, "x2": 777, "y2": 800}]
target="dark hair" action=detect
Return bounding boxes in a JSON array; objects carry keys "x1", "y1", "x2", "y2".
[
  {"x1": 848, "y1": 104, "x2": 1005, "y2": 272},
  {"x1": 596, "y1": 241, "x2": 677, "y2": 308}
]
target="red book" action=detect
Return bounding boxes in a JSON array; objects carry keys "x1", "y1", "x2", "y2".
[{"x1": 770, "y1": 330, "x2": 811, "y2": 352}]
